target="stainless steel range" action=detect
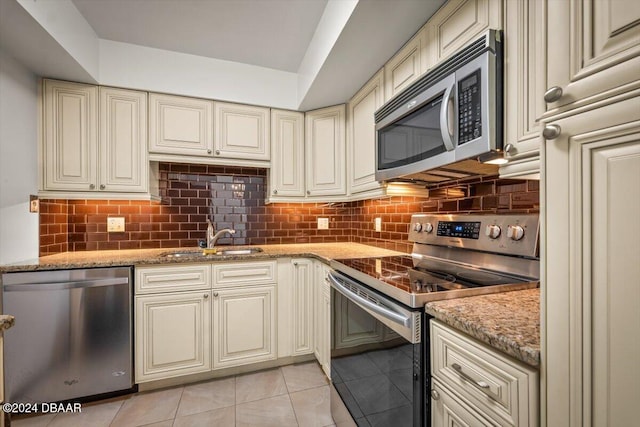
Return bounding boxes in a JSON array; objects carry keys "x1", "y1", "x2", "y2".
[{"x1": 328, "y1": 213, "x2": 540, "y2": 427}]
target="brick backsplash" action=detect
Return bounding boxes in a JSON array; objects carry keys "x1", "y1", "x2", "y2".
[{"x1": 39, "y1": 164, "x2": 539, "y2": 256}]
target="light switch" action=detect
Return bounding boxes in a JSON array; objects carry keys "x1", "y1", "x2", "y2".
[
  {"x1": 107, "y1": 217, "x2": 125, "y2": 232},
  {"x1": 317, "y1": 218, "x2": 329, "y2": 230}
]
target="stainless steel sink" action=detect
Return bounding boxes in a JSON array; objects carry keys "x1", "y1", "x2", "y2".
[{"x1": 162, "y1": 247, "x2": 263, "y2": 258}]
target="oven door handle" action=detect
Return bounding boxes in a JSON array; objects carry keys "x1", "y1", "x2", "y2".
[{"x1": 328, "y1": 272, "x2": 411, "y2": 328}]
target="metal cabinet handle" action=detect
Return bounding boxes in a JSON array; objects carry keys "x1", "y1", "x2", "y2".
[
  {"x1": 293, "y1": 262, "x2": 298, "y2": 266},
  {"x1": 0, "y1": 314, "x2": 16, "y2": 331},
  {"x1": 430, "y1": 389, "x2": 440, "y2": 401},
  {"x1": 544, "y1": 86, "x2": 563, "y2": 103},
  {"x1": 273, "y1": 189, "x2": 278, "y2": 195},
  {"x1": 213, "y1": 292, "x2": 219, "y2": 297},
  {"x1": 306, "y1": 190, "x2": 311, "y2": 195},
  {"x1": 215, "y1": 150, "x2": 220, "y2": 155},
  {"x1": 99, "y1": 184, "x2": 106, "y2": 190},
  {"x1": 207, "y1": 149, "x2": 212, "y2": 154},
  {"x1": 451, "y1": 363, "x2": 490, "y2": 390},
  {"x1": 542, "y1": 124, "x2": 562, "y2": 140},
  {"x1": 89, "y1": 184, "x2": 95, "y2": 189},
  {"x1": 204, "y1": 293, "x2": 209, "y2": 299}
]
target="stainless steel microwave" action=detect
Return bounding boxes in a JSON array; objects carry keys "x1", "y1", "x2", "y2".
[{"x1": 375, "y1": 30, "x2": 503, "y2": 182}]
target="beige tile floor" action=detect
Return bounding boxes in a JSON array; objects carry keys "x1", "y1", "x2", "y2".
[{"x1": 11, "y1": 362, "x2": 339, "y2": 427}]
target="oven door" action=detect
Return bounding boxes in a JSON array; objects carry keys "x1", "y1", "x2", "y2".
[{"x1": 328, "y1": 271, "x2": 424, "y2": 427}]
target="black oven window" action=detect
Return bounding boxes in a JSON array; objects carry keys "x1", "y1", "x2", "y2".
[{"x1": 377, "y1": 94, "x2": 447, "y2": 170}]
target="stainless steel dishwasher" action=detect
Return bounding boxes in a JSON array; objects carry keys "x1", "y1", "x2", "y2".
[{"x1": 1, "y1": 267, "x2": 134, "y2": 403}]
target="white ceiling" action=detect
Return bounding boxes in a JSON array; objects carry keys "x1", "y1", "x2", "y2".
[
  {"x1": 1, "y1": 0, "x2": 446, "y2": 110},
  {"x1": 71, "y1": 0, "x2": 329, "y2": 73}
]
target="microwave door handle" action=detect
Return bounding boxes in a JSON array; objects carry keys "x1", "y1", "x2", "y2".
[{"x1": 440, "y1": 82, "x2": 456, "y2": 151}]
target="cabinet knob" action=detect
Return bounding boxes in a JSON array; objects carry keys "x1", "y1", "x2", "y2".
[
  {"x1": 213, "y1": 292, "x2": 219, "y2": 297},
  {"x1": 306, "y1": 190, "x2": 311, "y2": 195},
  {"x1": 99, "y1": 184, "x2": 106, "y2": 190},
  {"x1": 215, "y1": 150, "x2": 220, "y2": 155},
  {"x1": 544, "y1": 86, "x2": 563, "y2": 103},
  {"x1": 204, "y1": 293, "x2": 209, "y2": 299},
  {"x1": 207, "y1": 149, "x2": 212, "y2": 154},
  {"x1": 542, "y1": 124, "x2": 562, "y2": 140},
  {"x1": 89, "y1": 184, "x2": 95, "y2": 190},
  {"x1": 293, "y1": 262, "x2": 298, "y2": 266},
  {"x1": 273, "y1": 189, "x2": 278, "y2": 195},
  {"x1": 430, "y1": 389, "x2": 440, "y2": 401}
]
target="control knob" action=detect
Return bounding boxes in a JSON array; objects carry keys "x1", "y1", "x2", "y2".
[
  {"x1": 485, "y1": 224, "x2": 501, "y2": 239},
  {"x1": 507, "y1": 225, "x2": 525, "y2": 241},
  {"x1": 413, "y1": 223, "x2": 423, "y2": 232},
  {"x1": 423, "y1": 223, "x2": 434, "y2": 233}
]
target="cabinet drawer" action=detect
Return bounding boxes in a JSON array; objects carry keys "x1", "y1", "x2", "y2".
[
  {"x1": 136, "y1": 264, "x2": 211, "y2": 294},
  {"x1": 213, "y1": 261, "x2": 277, "y2": 288},
  {"x1": 430, "y1": 320, "x2": 538, "y2": 426}
]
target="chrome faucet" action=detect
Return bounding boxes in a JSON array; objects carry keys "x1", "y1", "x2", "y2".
[{"x1": 206, "y1": 220, "x2": 235, "y2": 248}]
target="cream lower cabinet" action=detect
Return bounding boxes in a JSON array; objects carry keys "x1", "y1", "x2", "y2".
[
  {"x1": 543, "y1": 94, "x2": 640, "y2": 426},
  {"x1": 212, "y1": 285, "x2": 277, "y2": 369},
  {"x1": 212, "y1": 261, "x2": 278, "y2": 369},
  {"x1": 431, "y1": 320, "x2": 538, "y2": 426},
  {"x1": 291, "y1": 259, "x2": 314, "y2": 356},
  {"x1": 135, "y1": 291, "x2": 212, "y2": 383},
  {"x1": 314, "y1": 261, "x2": 331, "y2": 378}
]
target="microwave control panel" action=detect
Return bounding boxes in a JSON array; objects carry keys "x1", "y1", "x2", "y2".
[{"x1": 458, "y1": 70, "x2": 482, "y2": 145}]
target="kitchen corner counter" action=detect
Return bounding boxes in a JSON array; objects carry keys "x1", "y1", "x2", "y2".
[
  {"x1": 0, "y1": 243, "x2": 403, "y2": 273},
  {"x1": 425, "y1": 288, "x2": 540, "y2": 367}
]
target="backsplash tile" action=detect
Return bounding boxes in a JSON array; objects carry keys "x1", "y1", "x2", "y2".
[{"x1": 39, "y1": 165, "x2": 539, "y2": 256}]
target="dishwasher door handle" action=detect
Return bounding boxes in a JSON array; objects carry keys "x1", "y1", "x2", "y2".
[{"x1": 3, "y1": 277, "x2": 129, "y2": 292}]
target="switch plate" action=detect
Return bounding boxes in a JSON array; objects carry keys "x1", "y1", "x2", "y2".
[
  {"x1": 107, "y1": 217, "x2": 125, "y2": 232},
  {"x1": 375, "y1": 259, "x2": 382, "y2": 274},
  {"x1": 374, "y1": 217, "x2": 382, "y2": 232},
  {"x1": 317, "y1": 218, "x2": 329, "y2": 230}
]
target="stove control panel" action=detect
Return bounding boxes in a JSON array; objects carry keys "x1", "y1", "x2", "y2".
[{"x1": 409, "y1": 214, "x2": 539, "y2": 258}]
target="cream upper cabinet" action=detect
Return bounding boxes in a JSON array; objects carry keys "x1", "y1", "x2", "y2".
[
  {"x1": 384, "y1": 28, "x2": 428, "y2": 101},
  {"x1": 498, "y1": 0, "x2": 545, "y2": 178},
  {"x1": 99, "y1": 87, "x2": 148, "y2": 192},
  {"x1": 42, "y1": 80, "x2": 98, "y2": 192},
  {"x1": 426, "y1": 0, "x2": 503, "y2": 65},
  {"x1": 543, "y1": 94, "x2": 640, "y2": 427},
  {"x1": 348, "y1": 69, "x2": 385, "y2": 196},
  {"x1": 291, "y1": 259, "x2": 314, "y2": 356},
  {"x1": 214, "y1": 102, "x2": 270, "y2": 161},
  {"x1": 269, "y1": 109, "x2": 305, "y2": 199},
  {"x1": 305, "y1": 105, "x2": 347, "y2": 197},
  {"x1": 542, "y1": 0, "x2": 640, "y2": 116},
  {"x1": 148, "y1": 93, "x2": 214, "y2": 157},
  {"x1": 135, "y1": 290, "x2": 212, "y2": 383},
  {"x1": 42, "y1": 80, "x2": 149, "y2": 195}
]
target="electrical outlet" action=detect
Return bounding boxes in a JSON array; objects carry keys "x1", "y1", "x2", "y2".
[
  {"x1": 375, "y1": 259, "x2": 382, "y2": 274},
  {"x1": 374, "y1": 217, "x2": 382, "y2": 232},
  {"x1": 107, "y1": 217, "x2": 125, "y2": 232},
  {"x1": 317, "y1": 217, "x2": 329, "y2": 230}
]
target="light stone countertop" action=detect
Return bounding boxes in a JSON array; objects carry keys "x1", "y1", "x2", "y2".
[
  {"x1": 0, "y1": 243, "x2": 403, "y2": 273},
  {"x1": 425, "y1": 288, "x2": 540, "y2": 367}
]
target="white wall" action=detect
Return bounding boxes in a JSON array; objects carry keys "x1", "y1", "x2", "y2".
[{"x1": 0, "y1": 49, "x2": 39, "y2": 264}]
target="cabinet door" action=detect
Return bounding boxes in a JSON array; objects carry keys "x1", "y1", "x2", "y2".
[
  {"x1": 148, "y1": 93, "x2": 213, "y2": 156},
  {"x1": 42, "y1": 80, "x2": 98, "y2": 191},
  {"x1": 212, "y1": 285, "x2": 277, "y2": 369},
  {"x1": 305, "y1": 105, "x2": 347, "y2": 197},
  {"x1": 348, "y1": 69, "x2": 385, "y2": 195},
  {"x1": 270, "y1": 109, "x2": 305, "y2": 198},
  {"x1": 135, "y1": 291, "x2": 211, "y2": 382},
  {"x1": 214, "y1": 102, "x2": 270, "y2": 161},
  {"x1": 99, "y1": 87, "x2": 148, "y2": 192},
  {"x1": 313, "y1": 262, "x2": 331, "y2": 378},
  {"x1": 543, "y1": 0, "x2": 640, "y2": 114},
  {"x1": 292, "y1": 259, "x2": 314, "y2": 356},
  {"x1": 431, "y1": 380, "x2": 494, "y2": 427},
  {"x1": 426, "y1": 0, "x2": 503, "y2": 65},
  {"x1": 501, "y1": 0, "x2": 545, "y2": 165},
  {"x1": 543, "y1": 95, "x2": 640, "y2": 426},
  {"x1": 384, "y1": 29, "x2": 426, "y2": 101}
]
